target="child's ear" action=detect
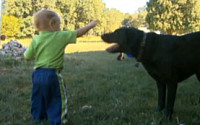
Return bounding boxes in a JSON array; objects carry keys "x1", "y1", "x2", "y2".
[
  {"x1": 35, "y1": 22, "x2": 41, "y2": 30},
  {"x1": 49, "y1": 19, "x2": 60, "y2": 30},
  {"x1": 49, "y1": 22, "x2": 55, "y2": 30},
  {"x1": 49, "y1": 19, "x2": 56, "y2": 29}
]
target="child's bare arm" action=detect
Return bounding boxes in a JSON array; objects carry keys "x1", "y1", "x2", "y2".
[{"x1": 77, "y1": 20, "x2": 98, "y2": 37}]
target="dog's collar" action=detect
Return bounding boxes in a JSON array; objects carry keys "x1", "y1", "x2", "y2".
[{"x1": 136, "y1": 32, "x2": 147, "y2": 62}]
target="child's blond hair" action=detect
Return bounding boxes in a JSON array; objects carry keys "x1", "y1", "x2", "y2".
[{"x1": 34, "y1": 9, "x2": 61, "y2": 31}]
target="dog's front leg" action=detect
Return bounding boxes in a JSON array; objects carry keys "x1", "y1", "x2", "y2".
[
  {"x1": 156, "y1": 82, "x2": 166, "y2": 111},
  {"x1": 166, "y1": 83, "x2": 178, "y2": 120}
]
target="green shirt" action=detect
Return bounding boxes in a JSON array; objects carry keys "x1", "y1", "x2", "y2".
[{"x1": 24, "y1": 30, "x2": 77, "y2": 69}]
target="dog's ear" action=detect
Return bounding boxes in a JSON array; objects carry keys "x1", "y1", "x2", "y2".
[
  {"x1": 126, "y1": 27, "x2": 143, "y2": 44},
  {"x1": 125, "y1": 28, "x2": 144, "y2": 53},
  {"x1": 116, "y1": 28, "x2": 127, "y2": 45}
]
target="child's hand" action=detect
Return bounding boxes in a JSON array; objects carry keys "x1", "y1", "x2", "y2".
[
  {"x1": 77, "y1": 20, "x2": 99, "y2": 37},
  {"x1": 89, "y1": 20, "x2": 99, "y2": 28}
]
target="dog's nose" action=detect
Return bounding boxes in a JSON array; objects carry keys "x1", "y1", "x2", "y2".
[
  {"x1": 101, "y1": 33, "x2": 116, "y2": 43},
  {"x1": 101, "y1": 34, "x2": 105, "y2": 39},
  {"x1": 101, "y1": 34, "x2": 107, "y2": 41}
]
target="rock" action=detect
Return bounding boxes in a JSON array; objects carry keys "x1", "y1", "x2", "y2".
[
  {"x1": 81, "y1": 105, "x2": 92, "y2": 110},
  {"x1": 0, "y1": 40, "x2": 27, "y2": 58}
]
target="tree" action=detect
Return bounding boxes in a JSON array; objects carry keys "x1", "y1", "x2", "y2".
[
  {"x1": 146, "y1": 0, "x2": 200, "y2": 34},
  {"x1": 56, "y1": 0, "x2": 76, "y2": 30},
  {"x1": 122, "y1": 8, "x2": 147, "y2": 28},
  {"x1": 85, "y1": 0, "x2": 105, "y2": 35},
  {"x1": 32, "y1": 0, "x2": 56, "y2": 12},
  {"x1": 16, "y1": 16, "x2": 34, "y2": 38},
  {"x1": 4, "y1": 0, "x2": 106, "y2": 37},
  {"x1": 5, "y1": 0, "x2": 32, "y2": 18},
  {"x1": 103, "y1": 8, "x2": 124, "y2": 33},
  {"x1": 181, "y1": 0, "x2": 200, "y2": 32},
  {"x1": 5, "y1": 0, "x2": 34, "y2": 37},
  {"x1": 3, "y1": 0, "x2": 135, "y2": 37}
]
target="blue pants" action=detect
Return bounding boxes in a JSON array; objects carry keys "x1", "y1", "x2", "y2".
[{"x1": 31, "y1": 68, "x2": 61, "y2": 125}]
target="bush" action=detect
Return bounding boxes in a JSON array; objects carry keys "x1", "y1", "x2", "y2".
[{"x1": 2, "y1": 15, "x2": 20, "y2": 37}]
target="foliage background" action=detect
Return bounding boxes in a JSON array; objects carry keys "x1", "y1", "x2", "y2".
[
  {"x1": 146, "y1": 0, "x2": 200, "y2": 34},
  {"x1": 1, "y1": 0, "x2": 148, "y2": 38},
  {"x1": 2, "y1": 0, "x2": 200, "y2": 38}
]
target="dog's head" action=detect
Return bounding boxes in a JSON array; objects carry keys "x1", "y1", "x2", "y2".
[{"x1": 101, "y1": 27, "x2": 144, "y2": 55}]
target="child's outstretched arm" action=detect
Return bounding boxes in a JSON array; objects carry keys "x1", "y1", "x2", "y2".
[{"x1": 77, "y1": 20, "x2": 98, "y2": 37}]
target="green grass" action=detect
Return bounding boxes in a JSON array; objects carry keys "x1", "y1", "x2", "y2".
[
  {"x1": 0, "y1": 51, "x2": 200, "y2": 125},
  {"x1": 0, "y1": 37, "x2": 111, "y2": 53}
]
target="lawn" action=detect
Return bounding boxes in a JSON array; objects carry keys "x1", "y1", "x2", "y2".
[
  {"x1": 0, "y1": 51, "x2": 200, "y2": 125},
  {"x1": 0, "y1": 36, "x2": 111, "y2": 53}
]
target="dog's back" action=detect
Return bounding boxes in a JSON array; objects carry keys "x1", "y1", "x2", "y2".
[{"x1": 142, "y1": 31, "x2": 200, "y2": 83}]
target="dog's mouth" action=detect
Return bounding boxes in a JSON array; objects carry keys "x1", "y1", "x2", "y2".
[
  {"x1": 106, "y1": 44, "x2": 122, "y2": 53},
  {"x1": 102, "y1": 33, "x2": 122, "y2": 53},
  {"x1": 102, "y1": 33, "x2": 124, "y2": 53}
]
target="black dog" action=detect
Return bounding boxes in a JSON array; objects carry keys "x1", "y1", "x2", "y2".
[{"x1": 101, "y1": 27, "x2": 200, "y2": 119}]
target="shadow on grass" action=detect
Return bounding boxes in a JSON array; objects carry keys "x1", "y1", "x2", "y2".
[{"x1": 0, "y1": 51, "x2": 200, "y2": 125}]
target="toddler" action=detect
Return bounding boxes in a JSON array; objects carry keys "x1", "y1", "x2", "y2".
[{"x1": 24, "y1": 9, "x2": 98, "y2": 125}]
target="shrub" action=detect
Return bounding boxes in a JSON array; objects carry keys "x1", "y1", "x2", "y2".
[{"x1": 2, "y1": 15, "x2": 20, "y2": 37}]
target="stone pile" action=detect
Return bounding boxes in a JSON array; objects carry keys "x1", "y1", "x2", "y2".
[{"x1": 0, "y1": 40, "x2": 27, "y2": 57}]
